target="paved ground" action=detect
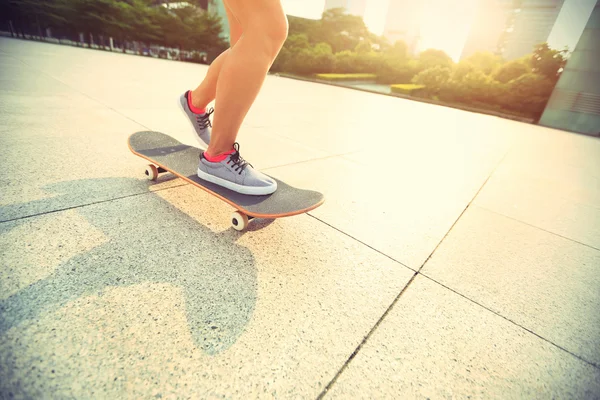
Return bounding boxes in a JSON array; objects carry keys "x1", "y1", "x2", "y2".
[{"x1": 0, "y1": 37, "x2": 599, "y2": 399}]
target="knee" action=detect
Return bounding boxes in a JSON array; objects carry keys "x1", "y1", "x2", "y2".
[{"x1": 255, "y1": 15, "x2": 288, "y2": 59}]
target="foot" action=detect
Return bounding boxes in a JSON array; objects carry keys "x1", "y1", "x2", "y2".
[
  {"x1": 179, "y1": 90, "x2": 212, "y2": 147},
  {"x1": 197, "y1": 143, "x2": 277, "y2": 196}
]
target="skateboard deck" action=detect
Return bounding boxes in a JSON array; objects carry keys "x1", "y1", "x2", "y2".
[{"x1": 128, "y1": 131, "x2": 324, "y2": 230}]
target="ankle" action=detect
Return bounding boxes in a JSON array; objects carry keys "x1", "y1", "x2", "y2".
[
  {"x1": 205, "y1": 146, "x2": 234, "y2": 159},
  {"x1": 188, "y1": 90, "x2": 207, "y2": 113}
]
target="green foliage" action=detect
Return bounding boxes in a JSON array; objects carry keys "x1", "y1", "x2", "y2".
[
  {"x1": 375, "y1": 58, "x2": 418, "y2": 84},
  {"x1": 530, "y1": 42, "x2": 567, "y2": 83},
  {"x1": 412, "y1": 66, "x2": 452, "y2": 94},
  {"x1": 287, "y1": 9, "x2": 378, "y2": 54},
  {"x1": 2, "y1": 0, "x2": 226, "y2": 53},
  {"x1": 354, "y1": 39, "x2": 372, "y2": 54},
  {"x1": 498, "y1": 73, "x2": 555, "y2": 119},
  {"x1": 388, "y1": 41, "x2": 408, "y2": 59},
  {"x1": 493, "y1": 59, "x2": 529, "y2": 83},
  {"x1": 452, "y1": 61, "x2": 476, "y2": 81},
  {"x1": 332, "y1": 50, "x2": 357, "y2": 73},
  {"x1": 285, "y1": 34, "x2": 310, "y2": 51},
  {"x1": 280, "y1": 42, "x2": 335, "y2": 75},
  {"x1": 463, "y1": 52, "x2": 502, "y2": 75},
  {"x1": 418, "y1": 49, "x2": 454, "y2": 71}
]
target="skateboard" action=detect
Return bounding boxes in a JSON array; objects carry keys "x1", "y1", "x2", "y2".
[{"x1": 128, "y1": 131, "x2": 324, "y2": 231}]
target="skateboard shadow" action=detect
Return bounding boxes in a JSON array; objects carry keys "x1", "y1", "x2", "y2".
[{"x1": 0, "y1": 178, "x2": 257, "y2": 355}]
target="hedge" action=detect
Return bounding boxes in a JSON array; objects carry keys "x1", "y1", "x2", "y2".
[
  {"x1": 390, "y1": 84, "x2": 426, "y2": 96},
  {"x1": 314, "y1": 73, "x2": 377, "y2": 81}
]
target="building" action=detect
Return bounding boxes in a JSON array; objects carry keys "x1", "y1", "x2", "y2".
[
  {"x1": 539, "y1": 1, "x2": 600, "y2": 136},
  {"x1": 461, "y1": 0, "x2": 566, "y2": 60},
  {"x1": 461, "y1": 0, "x2": 512, "y2": 60},
  {"x1": 547, "y1": 0, "x2": 597, "y2": 51},
  {"x1": 323, "y1": 0, "x2": 368, "y2": 17},
  {"x1": 382, "y1": 0, "x2": 423, "y2": 55},
  {"x1": 499, "y1": 0, "x2": 565, "y2": 60}
]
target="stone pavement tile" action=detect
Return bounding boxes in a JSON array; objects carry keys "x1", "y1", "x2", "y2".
[
  {"x1": 326, "y1": 276, "x2": 600, "y2": 399},
  {"x1": 1, "y1": 39, "x2": 200, "y2": 111},
  {"x1": 0, "y1": 184, "x2": 414, "y2": 399},
  {"x1": 475, "y1": 130, "x2": 600, "y2": 249},
  {"x1": 421, "y1": 206, "x2": 600, "y2": 366},
  {"x1": 0, "y1": 108, "x2": 183, "y2": 221},
  {"x1": 264, "y1": 117, "x2": 512, "y2": 269}
]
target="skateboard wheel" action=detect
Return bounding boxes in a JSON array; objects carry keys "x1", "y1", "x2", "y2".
[
  {"x1": 145, "y1": 164, "x2": 158, "y2": 181},
  {"x1": 231, "y1": 211, "x2": 249, "y2": 231}
]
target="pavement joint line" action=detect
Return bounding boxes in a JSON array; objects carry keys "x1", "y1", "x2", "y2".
[
  {"x1": 419, "y1": 273, "x2": 600, "y2": 370},
  {"x1": 316, "y1": 271, "x2": 419, "y2": 400},
  {"x1": 315, "y1": 149, "x2": 513, "y2": 397},
  {"x1": 0, "y1": 183, "x2": 188, "y2": 224},
  {"x1": 306, "y1": 213, "x2": 416, "y2": 272},
  {"x1": 414, "y1": 142, "x2": 516, "y2": 273},
  {"x1": 476, "y1": 205, "x2": 600, "y2": 252},
  {"x1": 2, "y1": 50, "x2": 152, "y2": 131},
  {"x1": 416, "y1": 161, "x2": 506, "y2": 274}
]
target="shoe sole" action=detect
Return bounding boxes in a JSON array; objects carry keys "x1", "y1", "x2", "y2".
[
  {"x1": 178, "y1": 96, "x2": 210, "y2": 149},
  {"x1": 197, "y1": 167, "x2": 277, "y2": 196}
]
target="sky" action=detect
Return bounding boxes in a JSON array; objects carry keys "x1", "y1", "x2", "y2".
[{"x1": 281, "y1": 0, "x2": 596, "y2": 60}]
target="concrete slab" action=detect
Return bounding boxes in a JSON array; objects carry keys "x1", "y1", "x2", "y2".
[
  {"x1": 264, "y1": 119, "x2": 513, "y2": 269},
  {"x1": 327, "y1": 276, "x2": 600, "y2": 399},
  {"x1": 421, "y1": 206, "x2": 600, "y2": 366},
  {"x1": 475, "y1": 129, "x2": 600, "y2": 249},
  {"x1": 0, "y1": 110, "x2": 183, "y2": 221},
  {"x1": 0, "y1": 184, "x2": 414, "y2": 398}
]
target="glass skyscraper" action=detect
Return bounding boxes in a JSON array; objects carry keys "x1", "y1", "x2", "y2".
[{"x1": 540, "y1": 1, "x2": 600, "y2": 136}]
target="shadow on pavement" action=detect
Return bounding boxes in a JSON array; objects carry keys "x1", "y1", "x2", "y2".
[{"x1": 0, "y1": 178, "x2": 257, "y2": 355}]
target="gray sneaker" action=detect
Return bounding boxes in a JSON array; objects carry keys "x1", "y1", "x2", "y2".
[
  {"x1": 179, "y1": 90, "x2": 212, "y2": 147},
  {"x1": 197, "y1": 143, "x2": 277, "y2": 196}
]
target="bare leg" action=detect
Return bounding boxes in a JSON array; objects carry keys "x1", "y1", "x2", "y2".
[
  {"x1": 206, "y1": 0, "x2": 288, "y2": 156},
  {"x1": 190, "y1": 5, "x2": 243, "y2": 110}
]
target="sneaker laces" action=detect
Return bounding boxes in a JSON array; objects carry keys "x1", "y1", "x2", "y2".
[
  {"x1": 195, "y1": 107, "x2": 214, "y2": 129},
  {"x1": 227, "y1": 143, "x2": 253, "y2": 175}
]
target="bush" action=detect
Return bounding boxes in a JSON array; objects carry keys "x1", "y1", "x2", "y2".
[
  {"x1": 493, "y1": 60, "x2": 529, "y2": 83},
  {"x1": 440, "y1": 70, "x2": 503, "y2": 105},
  {"x1": 376, "y1": 57, "x2": 418, "y2": 84},
  {"x1": 390, "y1": 84, "x2": 426, "y2": 96},
  {"x1": 412, "y1": 66, "x2": 452, "y2": 96},
  {"x1": 498, "y1": 73, "x2": 555, "y2": 119},
  {"x1": 284, "y1": 42, "x2": 335, "y2": 75},
  {"x1": 333, "y1": 50, "x2": 357, "y2": 73}
]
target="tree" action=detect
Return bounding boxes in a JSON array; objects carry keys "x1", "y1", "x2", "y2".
[
  {"x1": 354, "y1": 39, "x2": 372, "y2": 54},
  {"x1": 530, "y1": 42, "x2": 567, "y2": 83},
  {"x1": 412, "y1": 65, "x2": 452, "y2": 95},
  {"x1": 334, "y1": 50, "x2": 358, "y2": 73},
  {"x1": 283, "y1": 42, "x2": 334, "y2": 75},
  {"x1": 493, "y1": 59, "x2": 529, "y2": 83},
  {"x1": 375, "y1": 57, "x2": 418, "y2": 84},
  {"x1": 284, "y1": 33, "x2": 310, "y2": 51},
  {"x1": 387, "y1": 40, "x2": 408, "y2": 59},
  {"x1": 452, "y1": 61, "x2": 475, "y2": 81},
  {"x1": 499, "y1": 73, "x2": 555, "y2": 119},
  {"x1": 288, "y1": 14, "x2": 319, "y2": 39},
  {"x1": 312, "y1": 8, "x2": 369, "y2": 53},
  {"x1": 463, "y1": 51, "x2": 502, "y2": 75},
  {"x1": 418, "y1": 49, "x2": 453, "y2": 71}
]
